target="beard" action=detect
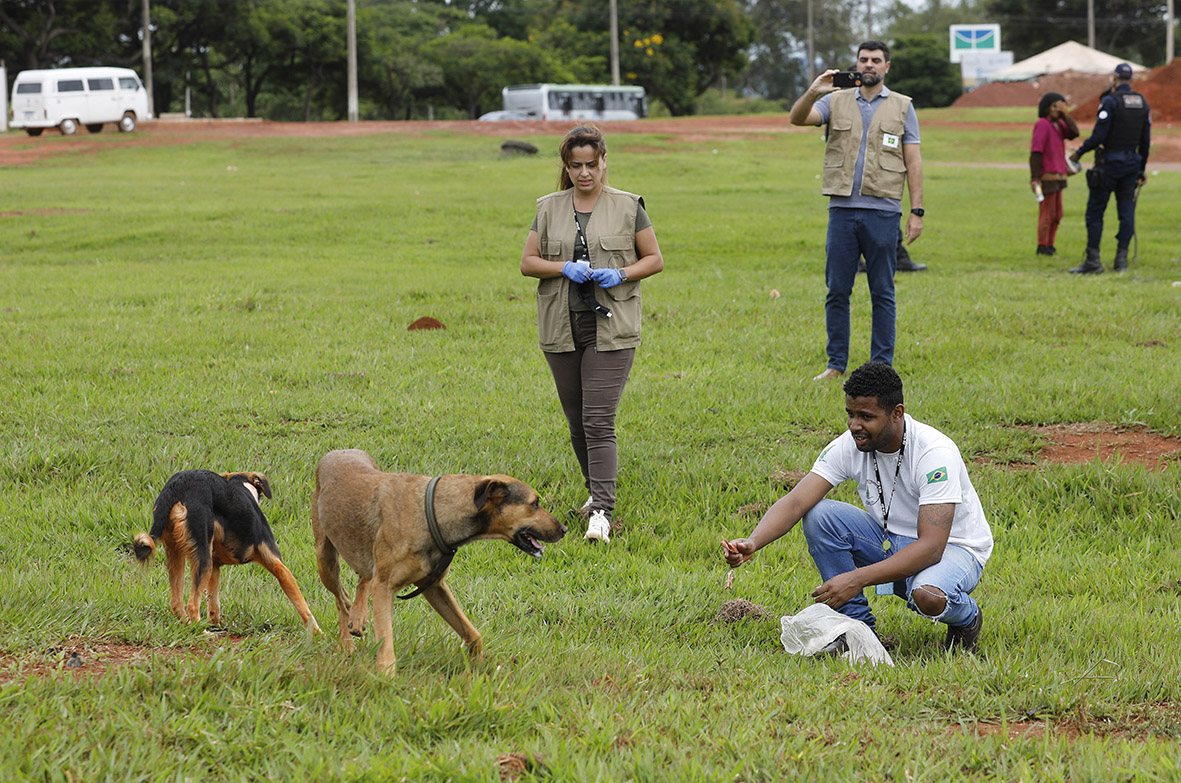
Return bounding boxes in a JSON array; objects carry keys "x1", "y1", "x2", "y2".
[{"x1": 859, "y1": 71, "x2": 881, "y2": 87}]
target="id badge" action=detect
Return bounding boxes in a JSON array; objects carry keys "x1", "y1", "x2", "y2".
[{"x1": 883, "y1": 133, "x2": 900, "y2": 150}]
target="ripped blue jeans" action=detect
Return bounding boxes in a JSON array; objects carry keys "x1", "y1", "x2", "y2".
[{"x1": 801, "y1": 499, "x2": 983, "y2": 631}]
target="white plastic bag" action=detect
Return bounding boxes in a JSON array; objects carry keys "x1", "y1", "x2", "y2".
[{"x1": 779, "y1": 603, "x2": 894, "y2": 667}]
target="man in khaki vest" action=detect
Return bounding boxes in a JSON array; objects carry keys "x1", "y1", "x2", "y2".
[{"x1": 789, "y1": 40, "x2": 924, "y2": 382}]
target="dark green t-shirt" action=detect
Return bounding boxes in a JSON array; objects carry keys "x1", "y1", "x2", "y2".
[{"x1": 532, "y1": 205, "x2": 651, "y2": 311}]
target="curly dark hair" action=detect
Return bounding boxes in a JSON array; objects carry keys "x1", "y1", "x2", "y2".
[{"x1": 843, "y1": 362, "x2": 903, "y2": 411}]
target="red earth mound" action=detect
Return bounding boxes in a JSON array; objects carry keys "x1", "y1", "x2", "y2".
[
  {"x1": 953, "y1": 70, "x2": 1113, "y2": 110},
  {"x1": 1072, "y1": 57, "x2": 1181, "y2": 123}
]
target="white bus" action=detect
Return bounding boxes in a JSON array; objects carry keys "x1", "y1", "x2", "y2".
[
  {"x1": 501, "y1": 84, "x2": 647, "y2": 121},
  {"x1": 9, "y1": 66, "x2": 151, "y2": 136}
]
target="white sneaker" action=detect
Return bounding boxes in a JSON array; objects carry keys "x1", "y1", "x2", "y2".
[
  {"x1": 577, "y1": 496, "x2": 594, "y2": 519},
  {"x1": 584, "y1": 509, "x2": 611, "y2": 543}
]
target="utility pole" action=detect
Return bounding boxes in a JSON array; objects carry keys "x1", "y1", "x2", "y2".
[
  {"x1": 609, "y1": 0, "x2": 620, "y2": 85},
  {"x1": 347, "y1": 0, "x2": 358, "y2": 121},
  {"x1": 866, "y1": 0, "x2": 873, "y2": 39},
  {"x1": 1087, "y1": 0, "x2": 1095, "y2": 48},
  {"x1": 807, "y1": 0, "x2": 815, "y2": 82},
  {"x1": 142, "y1": 0, "x2": 154, "y2": 118},
  {"x1": 1168, "y1": 0, "x2": 1175, "y2": 64}
]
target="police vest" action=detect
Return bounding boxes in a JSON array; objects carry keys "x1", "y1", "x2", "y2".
[{"x1": 1105, "y1": 90, "x2": 1149, "y2": 150}]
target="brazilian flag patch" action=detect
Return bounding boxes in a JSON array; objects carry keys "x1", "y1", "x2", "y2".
[{"x1": 926, "y1": 467, "x2": 949, "y2": 484}]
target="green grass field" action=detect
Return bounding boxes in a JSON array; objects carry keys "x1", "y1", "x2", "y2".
[{"x1": 1, "y1": 108, "x2": 1180, "y2": 781}]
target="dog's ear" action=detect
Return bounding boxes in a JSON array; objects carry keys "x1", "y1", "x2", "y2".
[
  {"x1": 473, "y1": 479, "x2": 510, "y2": 512},
  {"x1": 250, "y1": 473, "x2": 273, "y2": 499}
]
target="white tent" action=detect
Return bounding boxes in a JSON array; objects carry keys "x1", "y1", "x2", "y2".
[{"x1": 987, "y1": 40, "x2": 1147, "y2": 81}]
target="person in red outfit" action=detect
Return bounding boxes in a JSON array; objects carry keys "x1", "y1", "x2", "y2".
[{"x1": 1029, "y1": 92, "x2": 1079, "y2": 256}]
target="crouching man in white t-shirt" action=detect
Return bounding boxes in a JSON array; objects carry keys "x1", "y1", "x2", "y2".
[{"x1": 723, "y1": 362, "x2": 993, "y2": 654}]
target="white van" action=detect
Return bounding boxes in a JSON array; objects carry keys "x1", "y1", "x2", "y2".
[{"x1": 9, "y1": 66, "x2": 151, "y2": 136}]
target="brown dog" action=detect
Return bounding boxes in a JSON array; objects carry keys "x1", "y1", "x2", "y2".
[
  {"x1": 311, "y1": 449, "x2": 566, "y2": 674},
  {"x1": 134, "y1": 470, "x2": 321, "y2": 634}
]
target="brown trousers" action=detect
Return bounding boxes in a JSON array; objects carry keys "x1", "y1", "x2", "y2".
[{"x1": 543, "y1": 310, "x2": 635, "y2": 515}]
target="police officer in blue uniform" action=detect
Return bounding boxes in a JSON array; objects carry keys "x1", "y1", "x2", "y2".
[{"x1": 1068, "y1": 63, "x2": 1151, "y2": 274}]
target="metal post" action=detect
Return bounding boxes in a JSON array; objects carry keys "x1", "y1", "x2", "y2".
[
  {"x1": 142, "y1": 0, "x2": 154, "y2": 118},
  {"x1": 609, "y1": 0, "x2": 620, "y2": 85},
  {"x1": 1, "y1": 61, "x2": 8, "y2": 133},
  {"x1": 347, "y1": 0, "x2": 358, "y2": 121},
  {"x1": 1087, "y1": 0, "x2": 1095, "y2": 48}
]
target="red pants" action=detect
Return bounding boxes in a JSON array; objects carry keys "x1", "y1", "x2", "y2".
[{"x1": 1037, "y1": 190, "x2": 1063, "y2": 247}]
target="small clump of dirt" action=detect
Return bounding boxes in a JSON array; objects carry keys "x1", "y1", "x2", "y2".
[
  {"x1": 713, "y1": 598, "x2": 773, "y2": 625},
  {"x1": 407, "y1": 316, "x2": 445, "y2": 331}
]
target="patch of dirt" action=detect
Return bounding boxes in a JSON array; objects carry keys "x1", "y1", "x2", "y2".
[
  {"x1": 1, "y1": 208, "x2": 92, "y2": 218},
  {"x1": 712, "y1": 598, "x2": 772, "y2": 624},
  {"x1": 0, "y1": 635, "x2": 245, "y2": 685},
  {"x1": 1029, "y1": 422, "x2": 1181, "y2": 470},
  {"x1": 4, "y1": 112, "x2": 1178, "y2": 169},
  {"x1": 949, "y1": 702, "x2": 1181, "y2": 741}
]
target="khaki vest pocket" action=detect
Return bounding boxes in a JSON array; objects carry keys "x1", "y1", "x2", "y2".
[{"x1": 542, "y1": 239, "x2": 565, "y2": 260}]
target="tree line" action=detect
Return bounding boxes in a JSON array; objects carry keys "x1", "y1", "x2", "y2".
[{"x1": 1, "y1": 0, "x2": 1173, "y2": 120}]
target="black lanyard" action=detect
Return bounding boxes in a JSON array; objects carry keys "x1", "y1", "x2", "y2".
[
  {"x1": 870, "y1": 425, "x2": 906, "y2": 527},
  {"x1": 572, "y1": 203, "x2": 612, "y2": 319}
]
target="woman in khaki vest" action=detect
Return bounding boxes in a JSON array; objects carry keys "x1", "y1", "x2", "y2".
[{"x1": 520, "y1": 125, "x2": 664, "y2": 544}]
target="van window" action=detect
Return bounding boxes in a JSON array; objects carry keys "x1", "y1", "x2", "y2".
[
  {"x1": 58, "y1": 79, "x2": 85, "y2": 92},
  {"x1": 16, "y1": 82, "x2": 42, "y2": 94},
  {"x1": 88, "y1": 78, "x2": 115, "y2": 91},
  {"x1": 118, "y1": 77, "x2": 140, "y2": 90}
]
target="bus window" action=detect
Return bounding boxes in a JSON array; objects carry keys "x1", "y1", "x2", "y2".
[
  {"x1": 16, "y1": 82, "x2": 42, "y2": 94},
  {"x1": 118, "y1": 77, "x2": 140, "y2": 90},
  {"x1": 57, "y1": 80, "x2": 85, "y2": 92},
  {"x1": 88, "y1": 78, "x2": 115, "y2": 91}
]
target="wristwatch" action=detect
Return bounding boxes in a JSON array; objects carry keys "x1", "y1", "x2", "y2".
[
  {"x1": 910, "y1": 208, "x2": 925, "y2": 217},
  {"x1": 618, "y1": 268, "x2": 628, "y2": 282}
]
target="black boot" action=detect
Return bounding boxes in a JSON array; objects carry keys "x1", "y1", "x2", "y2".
[
  {"x1": 1036, "y1": 245, "x2": 1052, "y2": 255},
  {"x1": 1069, "y1": 247, "x2": 1103, "y2": 275},
  {"x1": 1113, "y1": 245, "x2": 1129, "y2": 271}
]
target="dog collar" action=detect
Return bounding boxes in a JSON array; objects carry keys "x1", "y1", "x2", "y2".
[
  {"x1": 423, "y1": 476, "x2": 455, "y2": 557},
  {"x1": 398, "y1": 477, "x2": 455, "y2": 600}
]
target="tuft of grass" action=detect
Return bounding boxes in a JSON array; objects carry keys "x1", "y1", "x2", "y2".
[{"x1": 0, "y1": 123, "x2": 1179, "y2": 780}]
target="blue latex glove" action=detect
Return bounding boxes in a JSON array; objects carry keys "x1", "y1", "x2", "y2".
[
  {"x1": 562, "y1": 260, "x2": 592, "y2": 283},
  {"x1": 590, "y1": 267, "x2": 624, "y2": 288}
]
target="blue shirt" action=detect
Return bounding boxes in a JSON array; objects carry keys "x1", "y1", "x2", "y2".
[{"x1": 815, "y1": 85, "x2": 921, "y2": 213}]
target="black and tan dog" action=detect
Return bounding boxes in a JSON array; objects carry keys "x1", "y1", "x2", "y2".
[
  {"x1": 133, "y1": 470, "x2": 321, "y2": 634},
  {"x1": 312, "y1": 448, "x2": 566, "y2": 674}
]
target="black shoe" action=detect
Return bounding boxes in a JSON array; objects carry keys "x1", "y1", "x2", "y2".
[
  {"x1": 896, "y1": 257, "x2": 928, "y2": 272},
  {"x1": 943, "y1": 608, "x2": 983, "y2": 653},
  {"x1": 1069, "y1": 248, "x2": 1103, "y2": 275},
  {"x1": 857, "y1": 260, "x2": 867, "y2": 274},
  {"x1": 1047, "y1": 245, "x2": 1057, "y2": 256},
  {"x1": 1036, "y1": 245, "x2": 1053, "y2": 256},
  {"x1": 1113, "y1": 246, "x2": 1129, "y2": 271},
  {"x1": 817, "y1": 633, "x2": 849, "y2": 658}
]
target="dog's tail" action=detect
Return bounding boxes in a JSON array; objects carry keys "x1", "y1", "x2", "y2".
[
  {"x1": 134, "y1": 491, "x2": 184, "y2": 565},
  {"x1": 132, "y1": 531, "x2": 157, "y2": 563}
]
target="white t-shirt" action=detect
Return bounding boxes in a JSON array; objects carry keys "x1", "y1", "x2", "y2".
[{"x1": 810, "y1": 414, "x2": 994, "y2": 566}]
